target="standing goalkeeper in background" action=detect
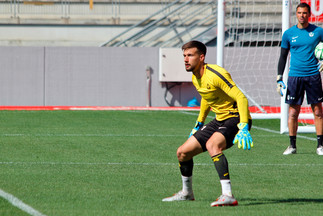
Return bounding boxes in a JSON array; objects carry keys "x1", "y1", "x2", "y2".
[
  {"x1": 162, "y1": 40, "x2": 253, "y2": 207},
  {"x1": 276, "y1": 2, "x2": 323, "y2": 155}
]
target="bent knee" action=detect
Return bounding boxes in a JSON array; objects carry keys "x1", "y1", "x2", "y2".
[
  {"x1": 206, "y1": 141, "x2": 225, "y2": 154},
  {"x1": 205, "y1": 133, "x2": 226, "y2": 154},
  {"x1": 176, "y1": 148, "x2": 187, "y2": 162},
  {"x1": 289, "y1": 112, "x2": 299, "y2": 120},
  {"x1": 313, "y1": 109, "x2": 323, "y2": 119}
]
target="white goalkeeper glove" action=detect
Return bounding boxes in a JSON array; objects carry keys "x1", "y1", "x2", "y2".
[
  {"x1": 276, "y1": 75, "x2": 286, "y2": 97},
  {"x1": 317, "y1": 61, "x2": 323, "y2": 72}
]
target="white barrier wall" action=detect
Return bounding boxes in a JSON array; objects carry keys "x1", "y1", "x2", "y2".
[
  {"x1": 0, "y1": 46, "x2": 279, "y2": 107},
  {"x1": 0, "y1": 47, "x2": 45, "y2": 105},
  {"x1": 0, "y1": 46, "x2": 200, "y2": 107}
]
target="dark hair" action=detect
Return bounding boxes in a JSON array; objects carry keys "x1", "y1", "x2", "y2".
[
  {"x1": 182, "y1": 40, "x2": 207, "y2": 56},
  {"x1": 297, "y1": 2, "x2": 311, "y2": 15}
]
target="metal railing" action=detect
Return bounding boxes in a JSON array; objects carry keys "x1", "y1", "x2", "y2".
[
  {"x1": 100, "y1": 0, "x2": 218, "y2": 47},
  {"x1": 0, "y1": 0, "x2": 120, "y2": 19}
]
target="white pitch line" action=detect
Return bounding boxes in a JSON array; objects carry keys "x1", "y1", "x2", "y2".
[
  {"x1": 0, "y1": 133, "x2": 184, "y2": 137},
  {"x1": 252, "y1": 125, "x2": 317, "y2": 141},
  {"x1": 0, "y1": 113, "x2": 315, "y2": 140},
  {"x1": 0, "y1": 188, "x2": 46, "y2": 216},
  {"x1": 0, "y1": 131, "x2": 316, "y2": 141},
  {"x1": 1, "y1": 161, "x2": 322, "y2": 167},
  {"x1": 181, "y1": 111, "x2": 317, "y2": 141}
]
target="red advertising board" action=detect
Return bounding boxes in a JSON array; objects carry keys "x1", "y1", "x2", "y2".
[{"x1": 301, "y1": 0, "x2": 323, "y2": 22}]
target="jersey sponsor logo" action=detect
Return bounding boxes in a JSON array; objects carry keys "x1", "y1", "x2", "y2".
[{"x1": 291, "y1": 36, "x2": 298, "y2": 43}]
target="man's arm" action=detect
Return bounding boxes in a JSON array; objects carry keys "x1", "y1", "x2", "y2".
[
  {"x1": 224, "y1": 85, "x2": 249, "y2": 123},
  {"x1": 188, "y1": 98, "x2": 210, "y2": 138},
  {"x1": 197, "y1": 98, "x2": 211, "y2": 123},
  {"x1": 277, "y1": 47, "x2": 289, "y2": 77},
  {"x1": 276, "y1": 47, "x2": 289, "y2": 96},
  {"x1": 225, "y1": 85, "x2": 253, "y2": 150}
]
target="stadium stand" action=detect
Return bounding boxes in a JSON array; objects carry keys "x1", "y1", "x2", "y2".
[
  {"x1": 1, "y1": 0, "x2": 218, "y2": 25},
  {"x1": 0, "y1": 0, "x2": 282, "y2": 47}
]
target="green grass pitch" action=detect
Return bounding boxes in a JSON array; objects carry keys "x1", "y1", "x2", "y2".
[{"x1": 0, "y1": 110, "x2": 322, "y2": 216}]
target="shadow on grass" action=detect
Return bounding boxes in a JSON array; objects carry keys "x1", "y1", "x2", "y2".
[{"x1": 240, "y1": 197, "x2": 323, "y2": 206}]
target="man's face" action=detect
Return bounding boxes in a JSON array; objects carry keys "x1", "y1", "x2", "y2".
[
  {"x1": 183, "y1": 47, "x2": 204, "y2": 72},
  {"x1": 296, "y1": 6, "x2": 310, "y2": 25}
]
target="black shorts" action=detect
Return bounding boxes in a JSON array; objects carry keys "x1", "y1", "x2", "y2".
[
  {"x1": 285, "y1": 74, "x2": 323, "y2": 105},
  {"x1": 193, "y1": 117, "x2": 252, "y2": 152}
]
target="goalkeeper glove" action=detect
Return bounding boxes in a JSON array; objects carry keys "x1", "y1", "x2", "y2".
[
  {"x1": 317, "y1": 61, "x2": 323, "y2": 72},
  {"x1": 189, "y1": 121, "x2": 204, "y2": 138},
  {"x1": 233, "y1": 123, "x2": 253, "y2": 150},
  {"x1": 276, "y1": 75, "x2": 286, "y2": 97}
]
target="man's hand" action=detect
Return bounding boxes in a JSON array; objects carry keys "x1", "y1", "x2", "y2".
[
  {"x1": 317, "y1": 61, "x2": 323, "y2": 72},
  {"x1": 276, "y1": 75, "x2": 286, "y2": 97},
  {"x1": 189, "y1": 121, "x2": 204, "y2": 138},
  {"x1": 233, "y1": 123, "x2": 253, "y2": 150}
]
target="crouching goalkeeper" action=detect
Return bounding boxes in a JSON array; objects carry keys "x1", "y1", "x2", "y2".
[{"x1": 162, "y1": 41, "x2": 253, "y2": 207}]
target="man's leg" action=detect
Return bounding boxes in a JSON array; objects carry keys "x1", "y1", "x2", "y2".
[
  {"x1": 311, "y1": 103, "x2": 323, "y2": 155},
  {"x1": 311, "y1": 102, "x2": 323, "y2": 136},
  {"x1": 283, "y1": 104, "x2": 301, "y2": 155},
  {"x1": 288, "y1": 104, "x2": 301, "y2": 137},
  {"x1": 162, "y1": 136, "x2": 203, "y2": 201},
  {"x1": 206, "y1": 132, "x2": 238, "y2": 207}
]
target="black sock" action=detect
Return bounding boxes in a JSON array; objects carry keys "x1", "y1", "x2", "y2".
[
  {"x1": 179, "y1": 159, "x2": 193, "y2": 177},
  {"x1": 212, "y1": 153, "x2": 230, "y2": 180},
  {"x1": 317, "y1": 135, "x2": 323, "y2": 148},
  {"x1": 290, "y1": 136, "x2": 296, "y2": 148}
]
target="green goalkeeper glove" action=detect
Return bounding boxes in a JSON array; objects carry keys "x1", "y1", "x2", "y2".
[
  {"x1": 276, "y1": 75, "x2": 286, "y2": 97},
  {"x1": 189, "y1": 121, "x2": 204, "y2": 138},
  {"x1": 233, "y1": 123, "x2": 253, "y2": 150}
]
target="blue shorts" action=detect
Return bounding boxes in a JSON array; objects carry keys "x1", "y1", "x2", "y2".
[{"x1": 285, "y1": 74, "x2": 323, "y2": 105}]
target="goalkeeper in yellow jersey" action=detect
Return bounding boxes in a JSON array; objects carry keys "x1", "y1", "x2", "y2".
[{"x1": 162, "y1": 40, "x2": 253, "y2": 207}]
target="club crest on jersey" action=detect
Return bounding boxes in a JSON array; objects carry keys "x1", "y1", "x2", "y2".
[{"x1": 309, "y1": 32, "x2": 314, "y2": 37}]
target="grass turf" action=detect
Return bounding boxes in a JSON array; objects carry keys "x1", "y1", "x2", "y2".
[{"x1": 0, "y1": 110, "x2": 322, "y2": 216}]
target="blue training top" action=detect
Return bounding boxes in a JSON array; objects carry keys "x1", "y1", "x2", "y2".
[{"x1": 281, "y1": 23, "x2": 323, "y2": 77}]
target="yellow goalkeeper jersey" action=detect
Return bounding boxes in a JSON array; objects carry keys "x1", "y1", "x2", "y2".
[{"x1": 192, "y1": 64, "x2": 251, "y2": 123}]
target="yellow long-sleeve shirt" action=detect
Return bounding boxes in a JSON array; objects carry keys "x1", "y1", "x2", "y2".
[{"x1": 192, "y1": 64, "x2": 251, "y2": 123}]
